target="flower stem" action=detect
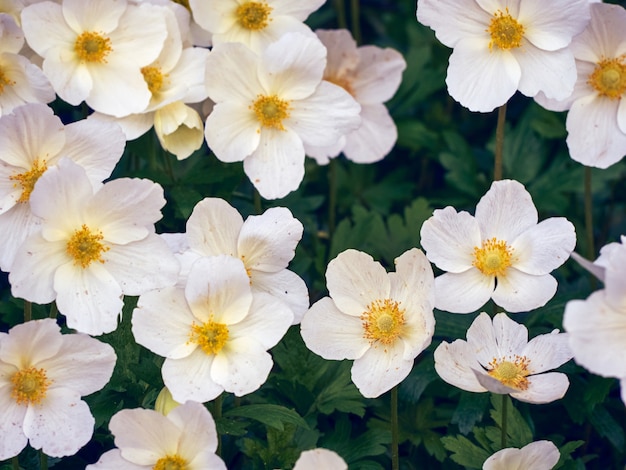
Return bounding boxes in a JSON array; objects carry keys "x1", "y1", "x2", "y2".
[
  {"x1": 391, "y1": 385, "x2": 399, "y2": 470},
  {"x1": 333, "y1": 0, "x2": 347, "y2": 29},
  {"x1": 328, "y1": 159, "x2": 337, "y2": 239},
  {"x1": 254, "y1": 188, "x2": 263, "y2": 214},
  {"x1": 24, "y1": 300, "x2": 32, "y2": 323},
  {"x1": 213, "y1": 394, "x2": 223, "y2": 456},
  {"x1": 49, "y1": 302, "x2": 58, "y2": 319},
  {"x1": 501, "y1": 394, "x2": 508, "y2": 449},
  {"x1": 11, "y1": 456, "x2": 18, "y2": 470},
  {"x1": 351, "y1": 0, "x2": 362, "y2": 44},
  {"x1": 39, "y1": 450, "x2": 48, "y2": 470},
  {"x1": 584, "y1": 167, "x2": 597, "y2": 289},
  {"x1": 494, "y1": 103, "x2": 507, "y2": 181}
]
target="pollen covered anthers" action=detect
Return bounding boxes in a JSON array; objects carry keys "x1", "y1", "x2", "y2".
[
  {"x1": 361, "y1": 299, "x2": 406, "y2": 348},
  {"x1": 74, "y1": 31, "x2": 112, "y2": 63},
  {"x1": 188, "y1": 317, "x2": 230, "y2": 355},
  {"x1": 236, "y1": 1, "x2": 273, "y2": 31},
  {"x1": 588, "y1": 56, "x2": 626, "y2": 100},
  {"x1": 251, "y1": 94, "x2": 291, "y2": 131},
  {"x1": 11, "y1": 366, "x2": 52, "y2": 405},
  {"x1": 10, "y1": 159, "x2": 48, "y2": 203},
  {"x1": 473, "y1": 237, "x2": 514, "y2": 277},
  {"x1": 487, "y1": 8, "x2": 525, "y2": 51},
  {"x1": 487, "y1": 355, "x2": 531, "y2": 390},
  {"x1": 66, "y1": 224, "x2": 109, "y2": 268}
]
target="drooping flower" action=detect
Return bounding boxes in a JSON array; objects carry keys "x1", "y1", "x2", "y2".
[
  {"x1": 0, "y1": 14, "x2": 54, "y2": 117},
  {"x1": 87, "y1": 401, "x2": 226, "y2": 469},
  {"x1": 189, "y1": 0, "x2": 324, "y2": 53},
  {"x1": 300, "y1": 248, "x2": 435, "y2": 398},
  {"x1": 563, "y1": 237, "x2": 626, "y2": 404},
  {"x1": 483, "y1": 440, "x2": 560, "y2": 470},
  {"x1": 306, "y1": 29, "x2": 406, "y2": 165},
  {"x1": 21, "y1": 0, "x2": 169, "y2": 117},
  {"x1": 420, "y1": 179, "x2": 576, "y2": 313},
  {"x1": 416, "y1": 0, "x2": 591, "y2": 112},
  {"x1": 0, "y1": 318, "x2": 116, "y2": 459},
  {"x1": 294, "y1": 448, "x2": 348, "y2": 470},
  {"x1": 434, "y1": 312, "x2": 572, "y2": 404},
  {"x1": 132, "y1": 255, "x2": 293, "y2": 403},
  {"x1": 9, "y1": 158, "x2": 180, "y2": 336},
  {"x1": 0, "y1": 103, "x2": 125, "y2": 272},
  {"x1": 204, "y1": 32, "x2": 361, "y2": 199},
  {"x1": 535, "y1": 2, "x2": 626, "y2": 168},
  {"x1": 162, "y1": 197, "x2": 308, "y2": 324}
]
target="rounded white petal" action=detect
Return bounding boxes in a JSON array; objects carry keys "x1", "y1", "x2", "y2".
[
  {"x1": 434, "y1": 339, "x2": 486, "y2": 393},
  {"x1": 205, "y1": 42, "x2": 263, "y2": 103},
  {"x1": 511, "y1": 217, "x2": 576, "y2": 275},
  {"x1": 492, "y1": 270, "x2": 557, "y2": 313},
  {"x1": 522, "y1": 331, "x2": 572, "y2": 375},
  {"x1": 326, "y1": 249, "x2": 390, "y2": 317},
  {"x1": 87, "y1": 449, "x2": 144, "y2": 469},
  {"x1": 168, "y1": 401, "x2": 219, "y2": 455},
  {"x1": 351, "y1": 340, "x2": 413, "y2": 398},
  {"x1": 162, "y1": 351, "x2": 223, "y2": 403},
  {"x1": 420, "y1": 206, "x2": 481, "y2": 273},
  {"x1": 514, "y1": 42, "x2": 576, "y2": 100},
  {"x1": 484, "y1": 440, "x2": 560, "y2": 470},
  {"x1": 0, "y1": 385, "x2": 28, "y2": 460},
  {"x1": 251, "y1": 269, "x2": 309, "y2": 324},
  {"x1": 0, "y1": 204, "x2": 41, "y2": 272},
  {"x1": 416, "y1": 0, "x2": 490, "y2": 48},
  {"x1": 154, "y1": 103, "x2": 205, "y2": 160},
  {"x1": 204, "y1": 102, "x2": 261, "y2": 163},
  {"x1": 510, "y1": 372, "x2": 569, "y2": 404},
  {"x1": 468, "y1": 312, "x2": 528, "y2": 367},
  {"x1": 294, "y1": 448, "x2": 347, "y2": 470},
  {"x1": 186, "y1": 197, "x2": 243, "y2": 257},
  {"x1": 0, "y1": 318, "x2": 63, "y2": 367},
  {"x1": 61, "y1": 0, "x2": 126, "y2": 33},
  {"x1": 342, "y1": 104, "x2": 397, "y2": 164},
  {"x1": 352, "y1": 45, "x2": 406, "y2": 104},
  {"x1": 434, "y1": 270, "x2": 494, "y2": 314},
  {"x1": 300, "y1": 297, "x2": 369, "y2": 361}
]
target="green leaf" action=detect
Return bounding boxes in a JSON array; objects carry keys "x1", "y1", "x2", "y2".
[
  {"x1": 590, "y1": 404, "x2": 625, "y2": 450},
  {"x1": 489, "y1": 395, "x2": 533, "y2": 449},
  {"x1": 452, "y1": 392, "x2": 490, "y2": 435},
  {"x1": 313, "y1": 364, "x2": 366, "y2": 417},
  {"x1": 553, "y1": 440, "x2": 585, "y2": 470},
  {"x1": 223, "y1": 404, "x2": 309, "y2": 432},
  {"x1": 441, "y1": 435, "x2": 491, "y2": 469}
]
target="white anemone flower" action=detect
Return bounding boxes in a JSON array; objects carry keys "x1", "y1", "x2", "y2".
[
  {"x1": 420, "y1": 179, "x2": 576, "y2": 313},
  {"x1": 0, "y1": 318, "x2": 116, "y2": 459},
  {"x1": 0, "y1": 14, "x2": 54, "y2": 117},
  {"x1": 535, "y1": 3, "x2": 626, "y2": 168},
  {"x1": 21, "y1": 0, "x2": 169, "y2": 117},
  {"x1": 300, "y1": 248, "x2": 435, "y2": 398},
  {"x1": 294, "y1": 448, "x2": 348, "y2": 470},
  {"x1": 416, "y1": 0, "x2": 590, "y2": 112},
  {"x1": 483, "y1": 441, "x2": 560, "y2": 470},
  {"x1": 204, "y1": 32, "x2": 361, "y2": 199},
  {"x1": 434, "y1": 312, "x2": 572, "y2": 404},
  {"x1": 189, "y1": 0, "x2": 324, "y2": 53},
  {"x1": 132, "y1": 255, "x2": 293, "y2": 403},
  {"x1": 9, "y1": 158, "x2": 180, "y2": 336},
  {"x1": 306, "y1": 29, "x2": 406, "y2": 165},
  {"x1": 87, "y1": 401, "x2": 226, "y2": 469},
  {"x1": 0, "y1": 103, "x2": 125, "y2": 272}
]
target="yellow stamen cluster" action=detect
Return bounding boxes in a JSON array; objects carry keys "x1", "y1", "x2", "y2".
[
  {"x1": 361, "y1": 298, "x2": 406, "y2": 347},
  {"x1": 141, "y1": 66, "x2": 166, "y2": 95},
  {"x1": 74, "y1": 31, "x2": 112, "y2": 63},
  {"x1": 0, "y1": 65, "x2": 16, "y2": 94},
  {"x1": 66, "y1": 224, "x2": 109, "y2": 268},
  {"x1": 11, "y1": 366, "x2": 52, "y2": 405},
  {"x1": 487, "y1": 355, "x2": 531, "y2": 390},
  {"x1": 251, "y1": 94, "x2": 290, "y2": 131},
  {"x1": 153, "y1": 454, "x2": 189, "y2": 470},
  {"x1": 473, "y1": 238, "x2": 514, "y2": 277},
  {"x1": 9, "y1": 159, "x2": 48, "y2": 203},
  {"x1": 487, "y1": 9, "x2": 525, "y2": 51},
  {"x1": 236, "y1": 2, "x2": 272, "y2": 31},
  {"x1": 588, "y1": 57, "x2": 626, "y2": 100},
  {"x1": 189, "y1": 318, "x2": 229, "y2": 355}
]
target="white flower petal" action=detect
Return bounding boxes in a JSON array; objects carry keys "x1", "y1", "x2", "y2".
[
  {"x1": 205, "y1": 42, "x2": 263, "y2": 103},
  {"x1": 294, "y1": 448, "x2": 347, "y2": 470},
  {"x1": 204, "y1": 102, "x2": 261, "y2": 163},
  {"x1": 492, "y1": 270, "x2": 557, "y2": 313},
  {"x1": 510, "y1": 372, "x2": 569, "y2": 404},
  {"x1": 168, "y1": 401, "x2": 219, "y2": 456},
  {"x1": 434, "y1": 270, "x2": 494, "y2": 314},
  {"x1": 251, "y1": 270, "x2": 309, "y2": 324},
  {"x1": 522, "y1": 331, "x2": 572, "y2": 374},
  {"x1": 416, "y1": 0, "x2": 490, "y2": 48},
  {"x1": 352, "y1": 46, "x2": 406, "y2": 104},
  {"x1": 514, "y1": 42, "x2": 576, "y2": 100},
  {"x1": 186, "y1": 198, "x2": 243, "y2": 257},
  {"x1": 0, "y1": 385, "x2": 27, "y2": 460},
  {"x1": 162, "y1": 350, "x2": 223, "y2": 403},
  {"x1": 0, "y1": 204, "x2": 41, "y2": 272},
  {"x1": 434, "y1": 339, "x2": 485, "y2": 393},
  {"x1": 484, "y1": 440, "x2": 560, "y2": 470},
  {"x1": 351, "y1": 341, "x2": 413, "y2": 398},
  {"x1": 0, "y1": 318, "x2": 62, "y2": 367},
  {"x1": 473, "y1": 369, "x2": 520, "y2": 395},
  {"x1": 342, "y1": 104, "x2": 397, "y2": 164}
]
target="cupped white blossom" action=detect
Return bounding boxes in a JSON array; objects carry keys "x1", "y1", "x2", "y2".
[
  {"x1": 0, "y1": 14, "x2": 54, "y2": 116},
  {"x1": 164, "y1": 197, "x2": 308, "y2": 324},
  {"x1": 294, "y1": 448, "x2": 348, "y2": 470},
  {"x1": 153, "y1": 101, "x2": 205, "y2": 159},
  {"x1": 204, "y1": 32, "x2": 361, "y2": 199},
  {"x1": 9, "y1": 158, "x2": 179, "y2": 336},
  {"x1": 535, "y1": 3, "x2": 626, "y2": 168},
  {"x1": 87, "y1": 401, "x2": 226, "y2": 469},
  {"x1": 420, "y1": 179, "x2": 576, "y2": 313},
  {"x1": 21, "y1": 0, "x2": 169, "y2": 117},
  {"x1": 416, "y1": 0, "x2": 590, "y2": 112},
  {"x1": 132, "y1": 255, "x2": 293, "y2": 403},
  {"x1": 434, "y1": 312, "x2": 572, "y2": 404},
  {"x1": 0, "y1": 102, "x2": 125, "y2": 272},
  {"x1": 300, "y1": 248, "x2": 435, "y2": 398},
  {"x1": 0, "y1": 318, "x2": 116, "y2": 459},
  {"x1": 306, "y1": 28, "x2": 406, "y2": 165},
  {"x1": 189, "y1": 0, "x2": 324, "y2": 53},
  {"x1": 483, "y1": 440, "x2": 560, "y2": 470}
]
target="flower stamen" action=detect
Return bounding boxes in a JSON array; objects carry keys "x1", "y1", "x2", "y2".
[
  {"x1": 66, "y1": 224, "x2": 109, "y2": 268},
  {"x1": 141, "y1": 66, "x2": 166, "y2": 96},
  {"x1": 153, "y1": 454, "x2": 189, "y2": 470},
  {"x1": 11, "y1": 366, "x2": 52, "y2": 405},
  {"x1": 251, "y1": 94, "x2": 290, "y2": 131},
  {"x1": 9, "y1": 159, "x2": 48, "y2": 203},
  {"x1": 588, "y1": 56, "x2": 626, "y2": 100},
  {"x1": 473, "y1": 238, "x2": 514, "y2": 277},
  {"x1": 0, "y1": 65, "x2": 16, "y2": 94},
  {"x1": 361, "y1": 299, "x2": 406, "y2": 347},
  {"x1": 487, "y1": 355, "x2": 530, "y2": 390},
  {"x1": 236, "y1": 2, "x2": 272, "y2": 31},
  {"x1": 487, "y1": 9, "x2": 525, "y2": 51},
  {"x1": 189, "y1": 318, "x2": 229, "y2": 355},
  {"x1": 74, "y1": 31, "x2": 112, "y2": 63}
]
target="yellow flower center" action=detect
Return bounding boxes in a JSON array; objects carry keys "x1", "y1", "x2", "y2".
[
  {"x1": 171, "y1": 0, "x2": 190, "y2": 10},
  {"x1": 251, "y1": 94, "x2": 291, "y2": 131},
  {"x1": 361, "y1": 299, "x2": 406, "y2": 347},
  {"x1": 189, "y1": 318, "x2": 229, "y2": 355},
  {"x1": 74, "y1": 31, "x2": 112, "y2": 63},
  {"x1": 153, "y1": 454, "x2": 189, "y2": 470},
  {"x1": 473, "y1": 238, "x2": 514, "y2": 277},
  {"x1": 0, "y1": 64, "x2": 16, "y2": 94},
  {"x1": 236, "y1": 1, "x2": 272, "y2": 31},
  {"x1": 487, "y1": 355, "x2": 530, "y2": 390},
  {"x1": 66, "y1": 224, "x2": 109, "y2": 268},
  {"x1": 9, "y1": 159, "x2": 48, "y2": 203},
  {"x1": 11, "y1": 367, "x2": 52, "y2": 405},
  {"x1": 487, "y1": 9, "x2": 525, "y2": 51},
  {"x1": 141, "y1": 66, "x2": 166, "y2": 96},
  {"x1": 588, "y1": 57, "x2": 626, "y2": 100}
]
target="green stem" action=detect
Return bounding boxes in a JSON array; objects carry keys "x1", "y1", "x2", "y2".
[
  {"x1": 253, "y1": 188, "x2": 263, "y2": 214},
  {"x1": 584, "y1": 167, "x2": 597, "y2": 287},
  {"x1": 12, "y1": 456, "x2": 19, "y2": 470},
  {"x1": 39, "y1": 451, "x2": 47, "y2": 470},
  {"x1": 213, "y1": 394, "x2": 223, "y2": 456},
  {"x1": 494, "y1": 103, "x2": 507, "y2": 181},
  {"x1": 24, "y1": 301, "x2": 32, "y2": 323},
  {"x1": 49, "y1": 302, "x2": 58, "y2": 319},
  {"x1": 328, "y1": 159, "x2": 338, "y2": 239},
  {"x1": 333, "y1": 0, "x2": 347, "y2": 29},
  {"x1": 501, "y1": 394, "x2": 508, "y2": 449},
  {"x1": 391, "y1": 386, "x2": 399, "y2": 470},
  {"x1": 350, "y1": 0, "x2": 362, "y2": 44}
]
